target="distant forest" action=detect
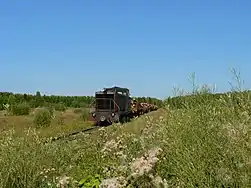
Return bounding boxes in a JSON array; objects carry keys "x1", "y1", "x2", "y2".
[{"x1": 0, "y1": 91, "x2": 163, "y2": 110}]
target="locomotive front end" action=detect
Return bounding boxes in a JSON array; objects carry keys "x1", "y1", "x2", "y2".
[{"x1": 91, "y1": 89, "x2": 119, "y2": 125}]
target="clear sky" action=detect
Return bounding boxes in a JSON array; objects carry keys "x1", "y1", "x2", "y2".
[{"x1": 1, "y1": 1, "x2": 250, "y2": 99}]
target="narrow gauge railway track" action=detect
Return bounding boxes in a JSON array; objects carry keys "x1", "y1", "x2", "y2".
[
  {"x1": 43, "y1": 116, "x2": 135, "y2": 144},
  {"x1": 44, "y1": 86, "x2": 159, "y2": 144},
  {"x1": 43, "y1": 110, "x2": 155, "y2": 144},
  {"x1": 44, "y1": 125, "x2": 101, "y2": 144}
]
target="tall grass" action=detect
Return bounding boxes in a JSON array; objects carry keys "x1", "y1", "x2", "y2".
[{"x1": 0, "y1": 70, "x2": 250, "y2": 187}]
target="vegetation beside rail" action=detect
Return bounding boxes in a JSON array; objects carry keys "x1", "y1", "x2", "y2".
[
  {"x1": 0, "y1": 72, "x2": 250, "y2": 187},
  {"x1": 1, "y1": 94, "x2": 250, "y2": 187}
]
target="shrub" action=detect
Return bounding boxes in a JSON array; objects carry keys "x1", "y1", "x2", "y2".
[
  {"x1": 81, "y1": 109, "x2": 90, "y2": 121},
  {"x1": 11, "y1": 103, "x2": 30, "y2": 115},
  {"x1": 54, "y1": 102, "x2": 67, "y2": 112},
  {"x1": 71, "y1": 100, "x2": 80, "y2": 108},
  {"x1": 44, "y1": 104, "x2": 54, "y2": 117},
  {"x1": 73, "y1": 108, "x2": 83, "y2": 114},
  {"x1": 33, "y1": 108, "x2": 52, "y2": 128},
  {"x1": 57, "y1": 113, "x2": 65, "y2": 125},
  {"x1": 79, "y1": 102, "x2": 88, "y2": 108},
  {"x1": 0, "y1": 104, "x2": 4, "y2": 111},
  {"x1": 79, "y1": 174, "x2": 103, "y2": 187}
]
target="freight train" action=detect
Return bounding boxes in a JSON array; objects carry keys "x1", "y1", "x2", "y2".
[{"x1": 88, "y1": 86, "x2": 158, "y2": 125}]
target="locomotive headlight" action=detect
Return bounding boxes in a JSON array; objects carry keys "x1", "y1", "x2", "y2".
[
  {"x1": 100, "y1": 116, "x2": 105, "y2": 121},
  {"x1": 111, "y1": 112, "x2": 115, "y2": 117}
]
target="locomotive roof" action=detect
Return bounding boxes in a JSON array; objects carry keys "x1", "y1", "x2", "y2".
[
  {"x1": 95, "y1": 86, "x2": 130, "y2": 95},
  {"x1": 103, "y1": 86, "x2": 129, "y2": 92}
]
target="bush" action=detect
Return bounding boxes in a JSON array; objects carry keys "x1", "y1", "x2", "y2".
[
  {"x1": 81, "y1": 109, "x2": 90, "y2": 121},
  {"x1": 57, "y1": 112, "x2": 65, "y2": 125},
  {"x1": 79, "y1": 102, "x2": 88, "y2": 108},
  {"x1": 79, "y1": 174, "x2": 103, "y2": 187},
  {"x1": 54, "y1": 102, "x2": 67, "y2": 112},
  {"x1": 11, "y1": 103, "x2": 30, "y2": 115},
  {"x1": 73, "y1": 108, "x2": 83, "y2": 114},
  {"x1": 71, "y1": 100, "x2": 80, "y2": 108},
  {"x1": 33, "y1": 108, "x2": 52, "y2": 128},
  {"x1": 44, "y1": 104, "x2": 54, "y2": 117}
]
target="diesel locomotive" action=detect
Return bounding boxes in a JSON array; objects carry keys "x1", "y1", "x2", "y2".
[{"x1": 89, "y1": 86, "x2": 158, "y2": 125}]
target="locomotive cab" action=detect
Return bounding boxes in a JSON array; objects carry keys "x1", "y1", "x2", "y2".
[{"x1": 91, "y1": 86, "x2": 131, "y2": 125}]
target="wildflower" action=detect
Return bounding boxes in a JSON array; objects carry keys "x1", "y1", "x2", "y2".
[
  {"x1": 101, "y1": 139, "x2": 117, "y2": 153},
  {"x1": 117, "y1": 165, "x2": 127, "y2": 173},
  {"x1": 101, "y1": 138, "x2": 126, "y2": 156},
  {"x1": 99, "y1": 127, "x2": 106, "y2": 131},
  {"x1": 152, "y1": 175, "x2": 168, "y2": 188},
  {"x1": 3, "y1": 103, "x2": 10, "y2": 111},
  {"x1": 56, "y1": 175, "x2": 70, "y2": 188},
  {"x1": 99, "y1": 176, "x2": 127, "y2": 188},
  {"x1": 130, "y1": 147, "x2": 163, "y2": 178},
  {"x1": 132, "y1": 137, "x2": 139, "y2": 142},
  {"x1": 47, "y1": 182, "x2": 52, "y2": 186},
  {"x1": 115, "y1": 151, "x2": 124, "y2": 157}
]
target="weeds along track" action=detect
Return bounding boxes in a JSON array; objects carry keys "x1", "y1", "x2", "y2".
[
  {"x1": 43, "y1": 119, "x2": 132, "y2": 144},
  {"x1": 43, "y1": 126, "x2": 100, "y2": 144},
  {"x1": 43, "y1": 110, "x2": 159, "y2": 144}
]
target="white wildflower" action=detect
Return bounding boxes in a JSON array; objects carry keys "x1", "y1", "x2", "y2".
[
  {"x1": 99, "y1": 176, "x2": 127, "y2": 188},
  {"x1": 56, "y1": 175, "x2": 70, "y2": 188},
  {"x1": 99, "y1": 127, "x2": 106, "y2": 131},
  {"x1": 101, "y1": 139, "x2": 117, "y2": 153},
  {"x1": 3, "y1": 103, "x2": 10, "y2": 111},
  {"x1": 130, "y1": 147, "x2": 163, "y2": 178},
  {"x1": 152, "y1": 175, "x2": 169, "y2": 188},
  {"x1": 101, "y1": 138, "x2": 126, "y2": 156}
]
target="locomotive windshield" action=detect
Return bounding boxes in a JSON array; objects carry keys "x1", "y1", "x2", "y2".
[{"x1": 95, "y1": 94, "x2": 115, "y2": 110}]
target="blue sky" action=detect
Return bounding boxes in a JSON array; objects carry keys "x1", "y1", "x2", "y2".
[{"x1": 1, "y1": 0, "x2": 250, "y2": 99}]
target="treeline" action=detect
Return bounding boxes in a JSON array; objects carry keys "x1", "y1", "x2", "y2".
[
  {"x1": 0, "y1": 91, "x2": 163, "y2": 110},
  {"x1": 164, "y1": 90, "x2": 251, "y2": 110}
]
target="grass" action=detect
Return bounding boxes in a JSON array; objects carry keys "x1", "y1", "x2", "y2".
[
  {"x1": 0, "y1": 108, "x2": 92, "y2": 138},
  {"x1": 0, "y1": 84, "x2": 251, "y2": 187}
]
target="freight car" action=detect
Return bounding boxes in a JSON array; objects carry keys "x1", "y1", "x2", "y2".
[{"x1": 89, "y1": 86, "x2": 158, "y2": 126}]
